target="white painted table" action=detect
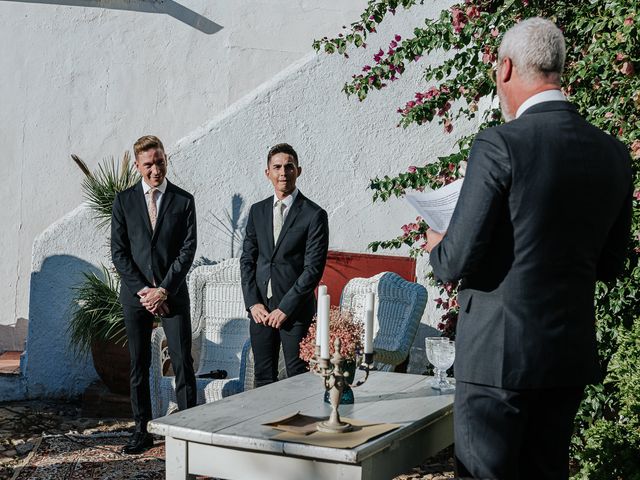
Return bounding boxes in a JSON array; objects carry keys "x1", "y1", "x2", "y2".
[{"x1": 149, "y1": 371, "x2": 454, "y2": 480}]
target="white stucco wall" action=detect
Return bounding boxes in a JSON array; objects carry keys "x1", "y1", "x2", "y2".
[
  {"x1": 0, "y1": 0, "x2": 369, "y2": 349},
  {"x1": 24, "y1": 0, "x2": 476, "y2": 397}
]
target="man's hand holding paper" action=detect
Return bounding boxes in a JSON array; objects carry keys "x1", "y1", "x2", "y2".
[{"x1": 405, "y1": 179, "x2": 463, "y2": 233}]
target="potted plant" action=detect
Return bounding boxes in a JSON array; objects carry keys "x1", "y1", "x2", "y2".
[
  {"x1": 68, "y1": 266, "x2": 130, "y2": 394},
  {"x1": 299, "y1": 307, "x2": 364, "y2": 404},
  {"x1": 67, "y1": 153, "x2": 139, "y2": 394}
]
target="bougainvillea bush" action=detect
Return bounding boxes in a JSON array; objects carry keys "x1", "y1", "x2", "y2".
[{"x1": 315, "y1": 0, "x2": 639, "y2": 476}]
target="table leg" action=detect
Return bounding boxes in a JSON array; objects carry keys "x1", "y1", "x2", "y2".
[{"x1": 165, "y1": 437, "x2": 196, "y2": 480}]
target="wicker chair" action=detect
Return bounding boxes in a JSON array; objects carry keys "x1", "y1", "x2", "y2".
[
  {"x1": 340, "y1": 272, "x2": 427, "y2": 371},
  {"x1": 150, "y1": 259, "x2": 251, "y2": 418}
]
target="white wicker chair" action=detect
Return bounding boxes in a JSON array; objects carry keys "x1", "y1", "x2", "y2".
[
  {"x1": 150, "y1": 259, "x2": 251, "y2": 418},
  {"x1": 340, "y1": 272, "x2": 427, "y2": 371}
]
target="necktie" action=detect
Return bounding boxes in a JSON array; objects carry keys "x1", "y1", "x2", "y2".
[
  {"x1": 148, "y1": 188, "x2": 158, "y2": 230},
  {"x1": 267, "y1": 200, "x2": 286, "y2": 299},
  {"x1": 273, "y1": 200, "x2": 285, "y2": 243}
]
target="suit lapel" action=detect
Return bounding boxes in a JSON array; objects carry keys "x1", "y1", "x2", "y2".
[
  {"x1": 135, "y1": 182, "x2": 153, "y2": 237},
  {"x1": 264, "y1": 197, "x2": 275, "y2": 254},
  {"x1": 152, "y1": 181, "x2": 175, "y2": 242},
  {"x1": 272, "y1": 193, "x2": 304, "y2": 257}
]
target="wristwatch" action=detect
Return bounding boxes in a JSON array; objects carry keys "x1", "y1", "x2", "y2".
[{"x1": 157, "y1": 287, "x2": 168, "y2": 301}]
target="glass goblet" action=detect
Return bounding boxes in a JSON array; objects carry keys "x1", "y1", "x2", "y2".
[
  {"x1": 431, "y1": 340, "x2": 455, "y2": 393},
  {"x1": 425, "y1": 337, "x2": 449, "y2": 387}
]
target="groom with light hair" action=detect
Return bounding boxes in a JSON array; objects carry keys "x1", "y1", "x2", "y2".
[{"x1": 425, "y1": 18, "x2": 632, "y2": 479}]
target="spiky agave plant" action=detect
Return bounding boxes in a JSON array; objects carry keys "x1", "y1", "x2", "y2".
[
  {"x1": 67, "y1": 266, "x2": 127, "y2": 355},
  {"x1": 71, "y1": 151, "x2": 140, "y2": 228}
]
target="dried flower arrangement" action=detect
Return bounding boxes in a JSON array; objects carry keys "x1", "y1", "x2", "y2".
[{"x1": 299, "y1": 306, "x2": 364, "y2": 362}]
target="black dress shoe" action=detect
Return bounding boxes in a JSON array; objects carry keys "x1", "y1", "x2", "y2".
[{"x1": 121, "y1": 432, "x2": 154, "y2": 455}]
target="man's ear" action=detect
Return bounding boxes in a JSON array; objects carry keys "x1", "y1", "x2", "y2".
[
  {"x1": 264, "y1": 168, "x2": 269, "y2": 178},
  {"x1": 297, "y1": 166, "x2": 302, "y2": 177},
  {"x1": 501, "y1": 57, "x2": 513, "y2": 83}
]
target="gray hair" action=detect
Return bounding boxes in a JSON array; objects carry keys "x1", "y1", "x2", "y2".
[{"x1": 498, "y1": 17, "x2": 565, "y2": 84}]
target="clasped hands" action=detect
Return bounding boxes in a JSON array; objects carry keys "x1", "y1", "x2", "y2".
[
  {"x1": 137, "y1": 287, "x2": 170, "y2": 316},
  {"x1": 250, "y1": 304, "x2": 287, "y2": 329}
]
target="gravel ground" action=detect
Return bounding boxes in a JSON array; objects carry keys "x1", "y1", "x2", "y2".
[{"x1": 0, "y1": 399, "x2": 455, "y2": 480}]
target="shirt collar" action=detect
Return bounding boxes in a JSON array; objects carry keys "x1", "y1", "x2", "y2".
[
  {"x1": 273, "y1": 188, "x2": 299, "y2": 209},
  {"x1": 142, "y1": 178, "x2": 168, "y2": 195},
  {"x1": 516, "y1": 89, "x2": 566, "y2": 118}
]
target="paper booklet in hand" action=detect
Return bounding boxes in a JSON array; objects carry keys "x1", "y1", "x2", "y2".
[{"x1": 405, "y1": 179, "x2": 463, "y2": 233}]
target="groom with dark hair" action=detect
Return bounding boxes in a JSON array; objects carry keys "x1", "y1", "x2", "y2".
[{"x1": 240, "y1": 143, "x2": 329, "y2": 387}]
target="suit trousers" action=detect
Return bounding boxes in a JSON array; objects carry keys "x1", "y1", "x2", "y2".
[
  {"x1": 123, "y1": 304, "x2": 197, "y2": 432},
  {"x1": 249, "y1": 297, "x2": 310, "y2": 388},
  {"x1": 454, "y1": 381, "x2": 584, "y2": 480}
]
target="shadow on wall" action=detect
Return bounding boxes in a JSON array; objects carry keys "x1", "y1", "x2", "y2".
[
  {"x1": 204, "y1": 193, "x2": 248, "y2": 259},
  {"x1": 23, "y1": 254, "x2": 101, "y2": 398},
  {"x1": 8, "y1": 0, "x2": 223, "y2": 34}
]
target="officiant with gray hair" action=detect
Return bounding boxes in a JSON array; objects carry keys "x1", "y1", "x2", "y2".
[{"x1": 425, "y1": 17, "x2": 632, "y2": 479}]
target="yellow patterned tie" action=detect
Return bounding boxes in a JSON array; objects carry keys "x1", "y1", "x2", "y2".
[{"x1": 147, "y1": 188, "x2": 158, "y2": 230}]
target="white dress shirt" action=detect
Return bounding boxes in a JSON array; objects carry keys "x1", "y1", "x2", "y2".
[
  {"x1": 142, "y1": 178, "x2": 168, "y2": 212},
  {"x1": 516, "y1": 89, "x2": 566, "y2": 119}
]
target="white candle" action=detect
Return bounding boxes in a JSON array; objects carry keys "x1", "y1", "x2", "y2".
[
  {"x1": 315, "y1": 286, "x2": 327, "y2": 346},
  {"x1": 320, "y1": 294, "x2": 331, "y2": 359},
  {"x1": 364, "y1": 292, "x2": 374, "y2": 354}
]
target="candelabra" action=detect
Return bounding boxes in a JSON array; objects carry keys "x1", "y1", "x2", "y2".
[{"x1": 310, "y1": 338, "x2": 374, "y2": 433}]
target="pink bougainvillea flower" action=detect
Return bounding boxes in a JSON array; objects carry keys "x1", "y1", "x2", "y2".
[
  {"x1": 444, "y1": 118, "x2": 453, "y2": 133},
  {"x1": 362, "y1": 65, "x2": 371, "y2": 72},
  {"x1": 465, "y1": 5, "x2": 480, "y2": 20},
  {"x1": 394, "y1": 34, "x2": 401, "y2": 42},
  {"x1": 616, "y1": 52, "x2": 626, "y2": 61},
  {"x1": 631, "y1": 140, "x2": 640, "y2": 159},
  {"x1": 624, "y1": 17, "x2": 634, "y2": 26},
  {"x1": 491, "y1": 27, "x2": 500, "y2": 37},
  {"x1": 408, "y1": 165, "x2": 417, "y2": 173},
  {"x1": 373, "y1": 48, "x2": 384, "y2": 63},
  {"x1": 451, "y1": 7, "x2": 466, "y2": 33},
  {"x1": 620, "y1": 61, "x2": 635, "y2": 76}
]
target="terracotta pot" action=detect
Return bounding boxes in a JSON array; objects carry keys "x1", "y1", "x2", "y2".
[{"x1": 91, "y1": 339, "x2": 130, "y2": 395}]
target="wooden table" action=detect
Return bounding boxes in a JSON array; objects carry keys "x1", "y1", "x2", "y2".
[{"x1": 149, "y1": 371, "x2": 454, "y2": 480}]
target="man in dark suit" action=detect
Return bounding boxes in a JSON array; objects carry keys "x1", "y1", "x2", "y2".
[
  {"x1": 425, "y1": 18, "x2": 632, "y2": 480},
  {"x1": 111, "y1": 135, "x2": 197, "y2": 454},
  {"x1": 240, "y1": 143, "x2": 329, "y2": 387}
]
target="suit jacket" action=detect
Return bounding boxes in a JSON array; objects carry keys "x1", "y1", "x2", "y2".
[
  {"x1": 111, "y1": 180, "x2": 197, "y2": 308},
  {"x1": 430, "y1": 101, "x2": 632, "y2": 389},
  {"x1": 240, "y1": 191, "x2": 329, "y2": 322}
]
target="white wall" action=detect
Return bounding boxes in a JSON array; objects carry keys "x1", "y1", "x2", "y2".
[
  {"x1": 0, "y1": 0, "x2": 369, "y2": 348},
  {"x1": 24, "y1": 0, "x2": 473, "y2": 397}
]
